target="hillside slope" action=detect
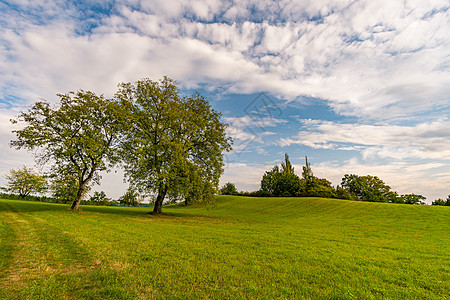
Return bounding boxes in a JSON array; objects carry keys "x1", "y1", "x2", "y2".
[{"x1": 0, "y1": 196, "x2": 449, "y2": 299}]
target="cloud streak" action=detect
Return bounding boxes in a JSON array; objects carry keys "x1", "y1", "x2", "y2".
[{"x1": 280, "y1": 119, "x2": 450, "y2": 160}]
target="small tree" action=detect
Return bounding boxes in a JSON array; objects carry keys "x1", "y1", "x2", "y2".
[
  {"x1": 219, "y1": 182, "x2": 239, "y2": 195},
  {"x1": 400, "y1": 194, "x2": 426, "y2": 205},
  {"x1": 89, "y1": 191, "x2": 110, "y2": 205},
  {"x1": 10, "y1": 91, "x2": 125, "y2": 210},
  {"x1": 5, "y1": 166, "x2": 47, "y2": 199},
  {"x1": 260, "y1": 154, "x2": 301, "y2": 197},
  {"x1": 118, "y1": 188, "x2": 141, "y2": 207},
  {"x1": 432, "y1": 195, "x2": 450, "y2": 206}
]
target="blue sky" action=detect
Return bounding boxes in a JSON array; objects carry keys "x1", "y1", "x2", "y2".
[{"x1": 1, "y1": 0, "x2": 449, "y2": 202}]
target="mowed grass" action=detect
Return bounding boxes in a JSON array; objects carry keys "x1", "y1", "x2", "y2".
[{"x1": 0, "y1": 196, "x2": 449, "y2": 299}]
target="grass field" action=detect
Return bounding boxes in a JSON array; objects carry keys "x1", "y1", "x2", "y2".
[{"x1": 0, "y1": 196, "x2": 449, "y2": 299}]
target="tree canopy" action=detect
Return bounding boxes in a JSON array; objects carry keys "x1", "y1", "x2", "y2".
[
  {"x1": 219, "y1": 182, "x2": 239, "y2": 195},
  {"x1": 260, "y1": 155, "x2": 335, "y2": 198},
  {"x1": 10, "y1": 91, "x2": 125, "y2": 209},
  {"x1": 116, "y1": 77, "x2": 232, "y2": 214},
  {"x1": 5, "y1": 166, "x2": 47, "y2": 199},
  {"x1": 341, "y1": 174, "x2": 398, "y2": 203}
]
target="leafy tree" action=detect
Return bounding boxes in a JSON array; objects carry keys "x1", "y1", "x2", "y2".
[
  {"x1": 219, "y1": 182, "x2": 239, "y2": 195},
  {"x1": 116, "y1": 77, "x2": 232, "y2": 214},
  {"x1": 334, "y1": 185, "x2": 356, "y2": 200},
  {"x1": 399, "y1": 194, "x2": 426, "y2": 205},
  {"x1": 49, "y1": 173, "x2": 83, "y2": 204},
  {"x1": 5, "y1": 166, "x2": 47, "y2": 199},
  {"x1": 260, "y1": 166, "x2": 280, "y2": 196},
  {"x1": 89, "y1": 191, "x2": 110, "y2": 205},
  {"x1": 432, "y1": 196, "x2": 450, "y2": 206},
  {"x1": 341, "y1": 174, "x2": 397, "y2": 202},
  {"x1": 302, "y1": 156, "x2": 314, "y2": 186},
  {"x1": 10, "y1": 91, "x2": 124, "y2": 210},
  {"x1": 260, "y1": 154, "x2": 301, "y2": 197},
  {"x1": 118, "y1": 188, "x2": 141, "y2": 206},
  {"x1": 303, "y1": 177, "x2": 336, "y2": 198}
]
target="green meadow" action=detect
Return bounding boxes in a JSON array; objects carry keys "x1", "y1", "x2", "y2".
[{"x1": 0, "y1": 196, "x2": 449, "y2": 299}]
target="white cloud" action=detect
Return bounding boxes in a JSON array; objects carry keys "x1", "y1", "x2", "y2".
[
  {"x1": 280, "y1": 119, "x2": 450, "y2": 160},
  {"x1": 220, "y1": 162, "x2": 268, "y2": 192},
  {"x1": 1, "y1": 0, "x2": 449, "y2": 119}
]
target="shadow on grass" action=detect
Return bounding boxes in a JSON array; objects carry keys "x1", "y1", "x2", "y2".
[{"x1": 0, "y1": 199, "x2": 208, "y2": 219}]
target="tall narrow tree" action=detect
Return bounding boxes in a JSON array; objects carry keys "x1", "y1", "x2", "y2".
[{"x1": 10, "y1": 91, "x2": 124, "y2": 209}]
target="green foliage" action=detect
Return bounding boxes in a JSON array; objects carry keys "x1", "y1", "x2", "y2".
[
  {"x1": 116, "y1": 77, "x2": 232, "y2": 213},
  {"x1": 49, "y1": 173, "x2": 83, "y2": 204},
  {"x1": 432, "y1": 195, "x2": 450, "y2": 206},
  {"x1": 89, "y1": 191, "x2": 111, "y2": 206},
  {"x1": 341, "y1": 174, "x2": 398, "y2": 202},
  {"x1": 301, "y1": 156, "x2": 314, "y2": 183},
  {"x1": 300, "y1": 177, "x2": 336, "y2": 198},
  {"x1": 219, "y1": 182, "x2": 239, "y2": 195},
  {"x1": 118, "y1": 188, "x2": 141, "y2": 206},
  {"x1": 5, "y1": 166, "x2": 47, "y2": 199},
  {"x1": 399, "y1": 194, "x2": 426, "y2": 205},
  {"x1": 260, "y1": 154, "x2": 342, "y2": 198},
  {"x1": 260, "y1": 154, "x2": 302, "y2": 197},
  {"x1": 10, "y1": 91, "x2": 125, "y2": 209}
]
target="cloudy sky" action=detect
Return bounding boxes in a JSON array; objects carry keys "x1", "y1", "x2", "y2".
[{"x1": 1, "y1": 0, "x2": 449, "y2": 203}]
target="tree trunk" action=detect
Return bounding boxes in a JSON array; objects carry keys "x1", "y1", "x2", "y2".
[
  {"x1": 71, "y1": 181, "x2": 87, "y2": 210},
  {"x1": 153, "y1": 184, "x2": 167, "y2": 214}
]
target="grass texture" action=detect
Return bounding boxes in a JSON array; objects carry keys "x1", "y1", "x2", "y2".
[{"x1": 0, "y1": 196, "x2": 449, "y2": 299}]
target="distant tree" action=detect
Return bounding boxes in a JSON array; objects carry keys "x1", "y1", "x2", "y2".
[
  {"x1": 260, "y1": 154, "x2": 301, "y2": 197},
  {"x1": 50, "y1": 173, "x2": 86, "y2": 204},
  {"x1": 281, "y1": 153, "x2": 295, "y2": 175},
  {"x1": 302, "y1": 156, "x2": 314, "y2": 186},
  {"x1": 341, "y1": 174, "x2": 397, "y2": 202},
  {"x1": 118, "y1": 188, "x2": 141, "y2": 207},
  {"x1": 260, "y1": 166, "x2": 280, "y2": 196},
  {"x1": 431, "y1": 195, "x2": 450, "y2": 206},
  {"x1": 219, "y1": 182, "x2": 239, "y2": 195},
  {"x1": 5, "y1": 166, "x2": 47, "y2": 199},
  {"x1": 10, "y1": 91, "x2": 125, "y2": 210},
  {"x1": 399, "y1": 194, "x2": 426, "y2": 205},
  {"x1": 89, "y1": 191, "x2": 110, "y2": 205},
  {"x1": 334, "y1": 185, "x2": 356, "y2": 200},
  {"x1": 297, "y1": 157, "x2": 338, "y2": 198},
  {"x1": 303, "y1": 177, "x2": 336, "y2": 198},
  {"x1": 117, "y1": 77, "x2": 232, "y2": 214}
]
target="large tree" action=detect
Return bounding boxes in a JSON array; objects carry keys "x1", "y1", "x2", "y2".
[
  {"x1": 5, "y1": 166, "x2": 47, "y2": 199},
  {"x1": 116, "y1": 77, "x2": 232, "y2": 214},
  {"x1": 10, "y1": 91, "x2": 124, "y2": 209}
]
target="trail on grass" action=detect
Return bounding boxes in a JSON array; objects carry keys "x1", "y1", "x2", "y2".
[{"x1": 0, "y1": 201, "x2": 96, "y2": 299}]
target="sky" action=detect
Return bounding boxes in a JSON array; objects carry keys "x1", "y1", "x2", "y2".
[{"x1": 1, "y1": 0, "x2": 449, "y2": 203}]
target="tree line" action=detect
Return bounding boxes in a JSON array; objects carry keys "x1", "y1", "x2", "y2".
[
  {"x1": 8, "y1": 77, "x2": 232, "y2": 213},
  {"x1": 220, "y1": 154, "x2": 450, "y2": 206}
]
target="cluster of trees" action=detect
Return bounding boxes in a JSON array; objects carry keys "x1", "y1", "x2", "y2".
[
  {"x1": 9, "y1": 77, "x2": 232, "y2": 213},
  {"x1": 221, "y1": 154, "x2": 447, "y2": 206},
  {"x1": 259, "y1": 155, "x2": 341, "y2": 198},
  {"x1": 431, "y1": 196, "x2": 450, "y2": 206}
]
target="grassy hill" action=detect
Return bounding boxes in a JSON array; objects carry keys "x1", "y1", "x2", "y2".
[{"x1": 0, "y1": 196, "x2": 448, "y2": 299}]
